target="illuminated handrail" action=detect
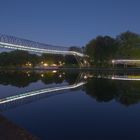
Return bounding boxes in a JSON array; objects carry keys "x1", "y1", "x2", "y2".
[
  {"x1": 0, "y1": 33, "x2": 85, "y2": 57},
  {"x1": 112, "y1": 59, "x2": 140, "y2": 64}
]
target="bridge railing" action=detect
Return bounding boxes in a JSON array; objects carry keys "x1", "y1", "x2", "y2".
[{"x1": 0, "y1": 34, "x2": 69, "y2": 51}]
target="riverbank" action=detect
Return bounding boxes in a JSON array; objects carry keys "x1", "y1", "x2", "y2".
[
  {"x1": 0, "y1": 67, "x2": 140, "y2": 71},
  {"x1": 0, "y1": 114, "x2": 39, "y2": 140}
]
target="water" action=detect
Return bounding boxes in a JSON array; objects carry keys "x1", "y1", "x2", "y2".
[{"x1": 0, "y1": 70, "x2": 140, "y2": 140}]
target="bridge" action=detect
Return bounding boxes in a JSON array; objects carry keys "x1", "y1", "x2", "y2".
[
  {"x1": 112, "y1": 59, "x2": 140, "y2": 68},
  {"x1": 0, "y1": 34, "x2": 88, "y2": 67}
]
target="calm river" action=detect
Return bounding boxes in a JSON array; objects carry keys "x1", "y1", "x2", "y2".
[{"x1": 0, "y1": 70, "x2": 140, "y2": 140}]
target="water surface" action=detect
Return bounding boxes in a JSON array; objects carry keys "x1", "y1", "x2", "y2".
[{"x1": 0, "y1": 70, "x2": 140, "y2": 140}]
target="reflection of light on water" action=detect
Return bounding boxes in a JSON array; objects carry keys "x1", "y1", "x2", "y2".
[
  {"x1": 26, "y1": 71, "x2": 30, "y2": 77},
  {"x1": 52, "y1": 70, "x2": 57, "y2": 73},
  {"x1": 84, "y1": 75, "x2": 87, "y2": 79},
  {"x1": 43, "y1": 63, "x2": 48, "y2": 66},
  {"x1": 111, "y1": 76, "x2": 140, "y2": 81},
  {"x1": 96, "y1": 74, "x2": 140, "y2": 81},
  {"x1": 0, "y1": 82, "x2": 86, "y2": 104}
]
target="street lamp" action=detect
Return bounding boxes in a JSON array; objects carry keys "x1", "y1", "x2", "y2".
[{"x1": 112, "y1": 60, "x2": 115, "y2": 68}]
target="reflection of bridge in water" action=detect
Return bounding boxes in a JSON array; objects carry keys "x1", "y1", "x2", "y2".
[
  {"x1": 0, "y1": 73, "x2": 88, "y2": 112},
  {"x1": 111, "y1": 75, "x2": 140, "y2": 81},
  {"x1": 95, "y1": 74, "x2": 140, "y2": 81}
]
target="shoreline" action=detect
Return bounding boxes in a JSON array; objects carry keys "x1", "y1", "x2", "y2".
[
  {"x1": 0, "y1": 114, "x2": 39, "y2": 140},
  {"x1": 0, "y1": 67, "x2": 140, "y2": 72}
]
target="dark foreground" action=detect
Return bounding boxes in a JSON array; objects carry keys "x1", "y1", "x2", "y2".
[{"x1": 0, "y1": 114, "x2": 39, "y2": 140}]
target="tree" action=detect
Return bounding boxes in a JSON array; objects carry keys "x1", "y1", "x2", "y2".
[
  {"x1": 41, "y1": 54, "x2": 64, "y2": 65},
  {"x1": 28, "y1": 54, "x2": 40, "y2": 67},
  {"x1": 116, "y1": 31, "x2": 140, "y2": 59},
  {"x1": 9, "y1": 50, "x2": 29, "y2": 66},
  {"x1": 0, "y1": 50, "x2": 29, "y2": 67},
  {"x1": 85, "y1": 36, "x2": 117, "y2": 66}
]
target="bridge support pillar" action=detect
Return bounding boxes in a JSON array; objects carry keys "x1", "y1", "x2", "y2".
[{"x1": 74, "y1": 55, "x2": 90, "y2": 68}]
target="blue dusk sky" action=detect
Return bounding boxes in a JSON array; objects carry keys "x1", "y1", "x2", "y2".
[{"x1": 0, "y1": 0, "x2": 140, "y2": 47}]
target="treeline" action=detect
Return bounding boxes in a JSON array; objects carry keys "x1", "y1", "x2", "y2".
[
  {"x1": 0, "y1": 31, "x2": 140, "y2": 68},
  {"x1": 0, "y1": 51, "x2": 40, "y2": 67},
  {"x1": 85, "y1": 31, "x2": 140, "y2": 66},
  {"x1": 0, "y1": 50, "x2": 78, "y2": 67}
]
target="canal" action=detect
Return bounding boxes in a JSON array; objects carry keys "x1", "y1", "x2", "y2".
[{"x1": 0, "y1": 70, "x2": 140, "y2": 140}]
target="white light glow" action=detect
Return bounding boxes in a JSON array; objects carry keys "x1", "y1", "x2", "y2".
[
  {"x1": 0, "y1": 82, "x2": 86, "y2": 104},
  {"x1": 0, "y1": 42, "x2": 85, "y2": 57},
  {"x1": 52, "y1": 70, "x2": 57, "y2": 73},
  {"x1": 112, "y1": 59, "x2": 140, "y2": 63},
  {"x1": 111, "y1": 77, "x2": 140, "y2": 81},
  {"x1": 43, "y1": 63, "x2": 48, "y2": 66}
]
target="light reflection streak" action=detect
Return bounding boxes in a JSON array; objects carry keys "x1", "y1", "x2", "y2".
[
  {"x1": 111, "y1": 76, "x2": 140, "y2": 81},
  {"x1": 0, "y1": 82, "x2": 85, "y2": 105}
]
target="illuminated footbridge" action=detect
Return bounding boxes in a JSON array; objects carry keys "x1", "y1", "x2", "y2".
[
  {"x1": 112, "y1": 59, "x2": 140, "y2": 68},
  {"x1": 0, "y1": 34, "x2": 85, "y2": 57}
]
